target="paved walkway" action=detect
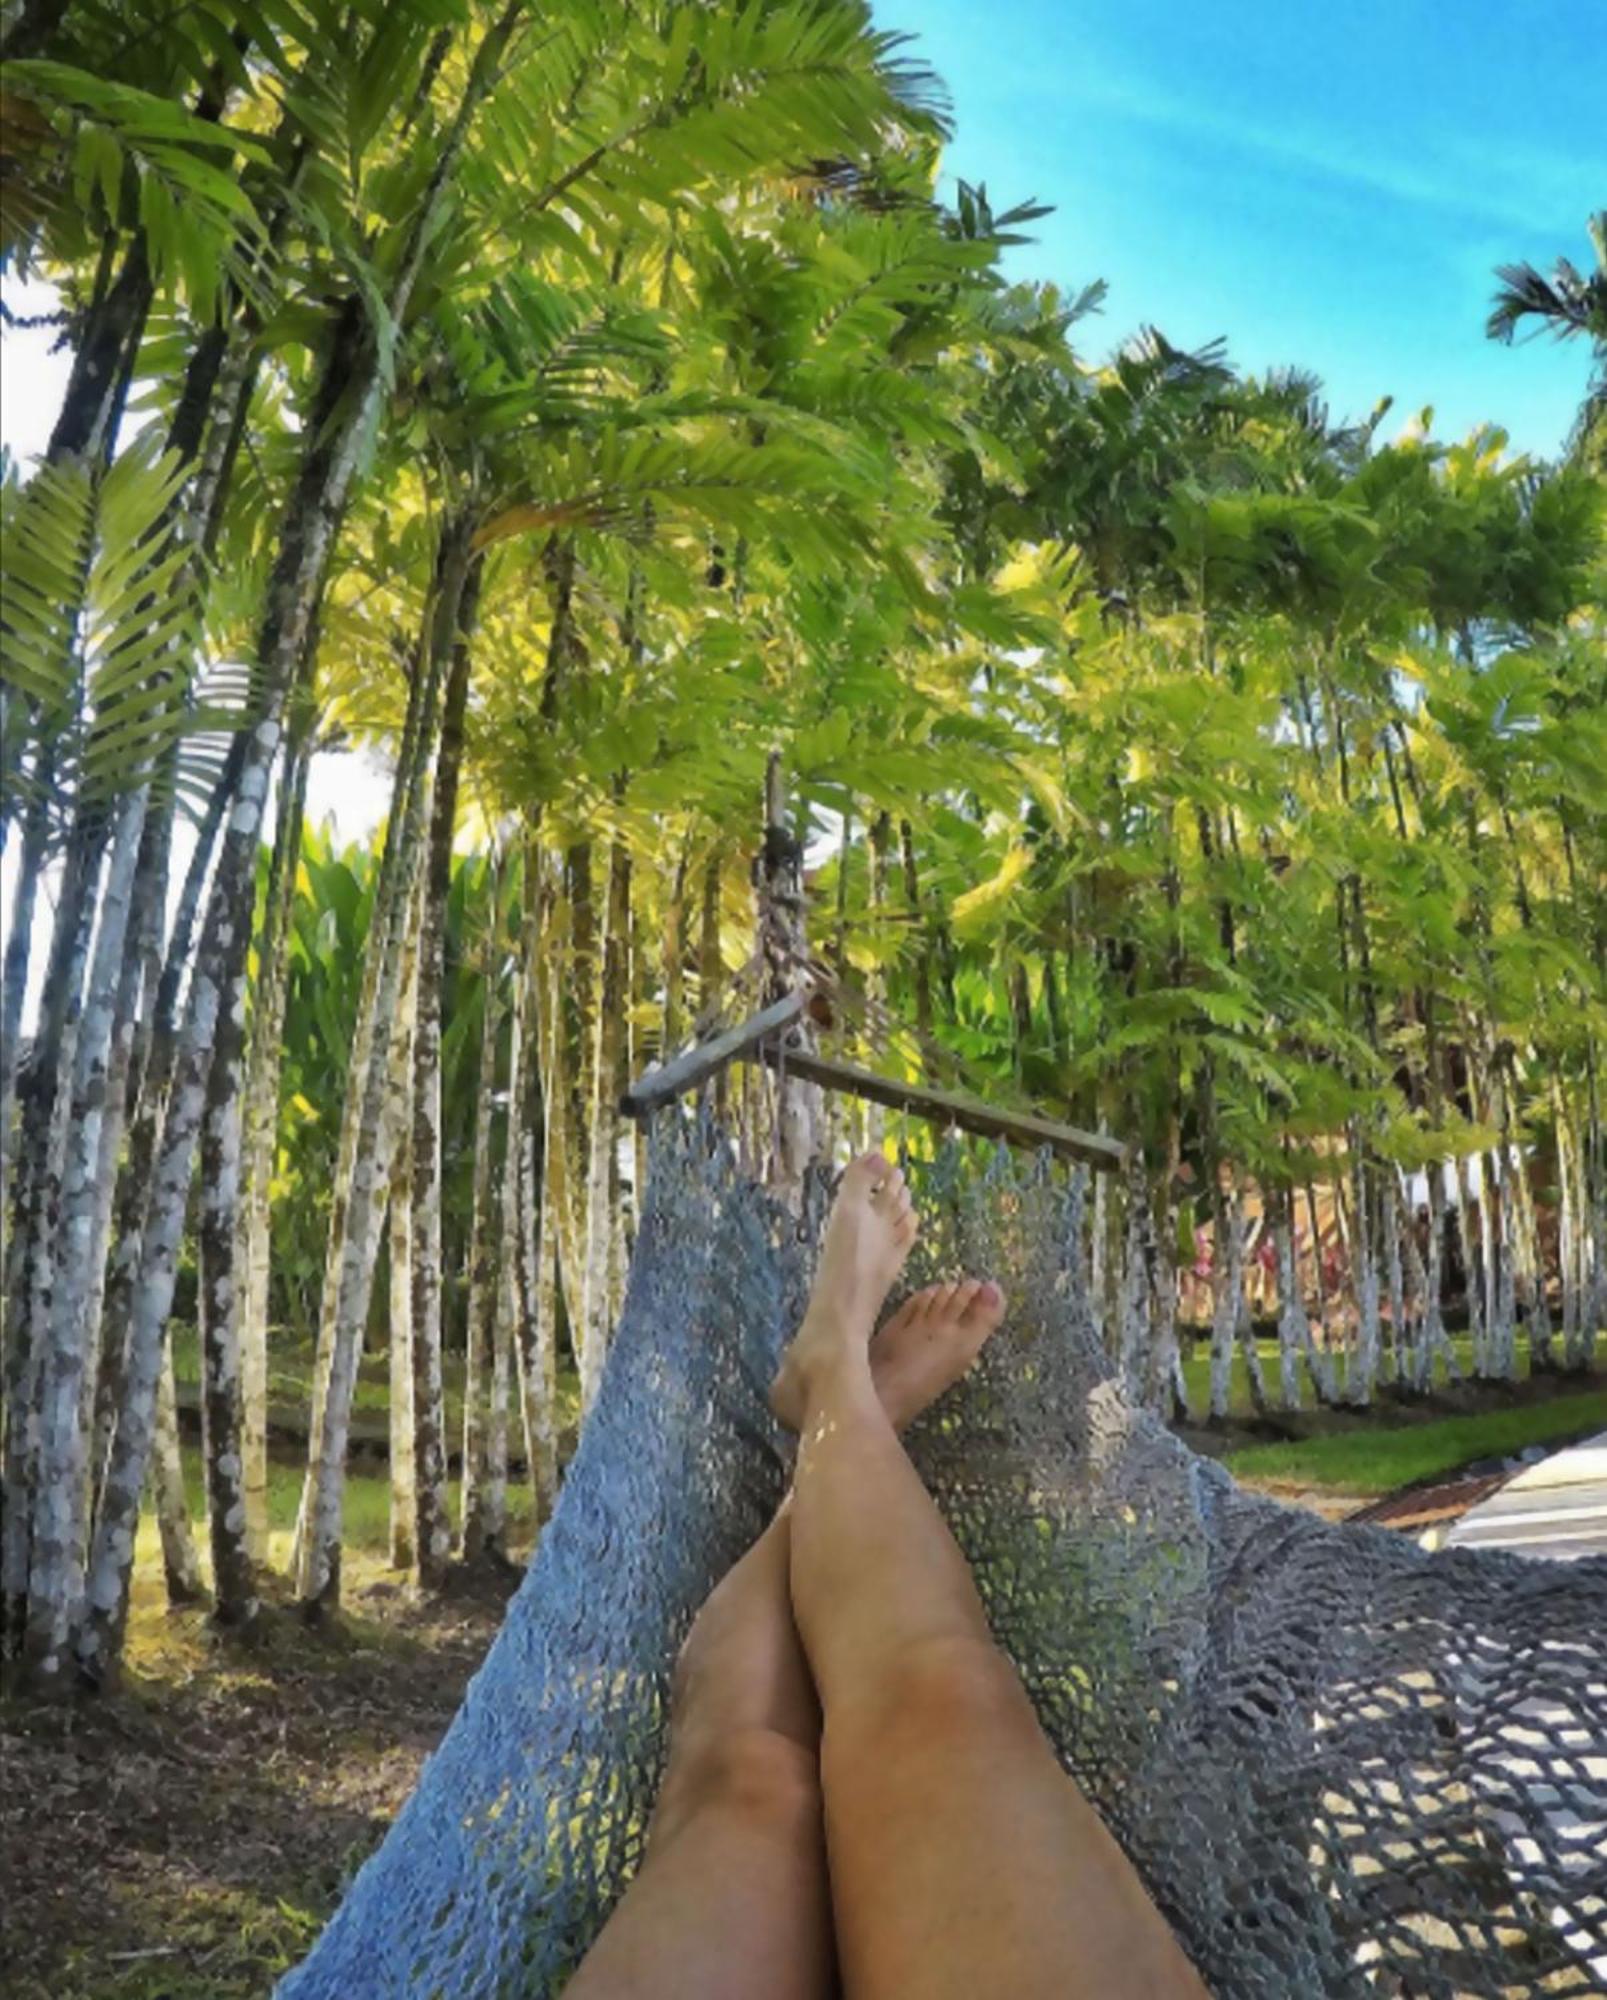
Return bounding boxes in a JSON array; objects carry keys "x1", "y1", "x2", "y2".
[{"x1": 1440, "y1": 1432, "x2": 1607, "y2": 1562}]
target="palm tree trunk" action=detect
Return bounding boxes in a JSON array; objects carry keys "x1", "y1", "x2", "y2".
[
  {"x1": 88, "y1": 735, "x2": 246, "y2": 1535},
  {"x1": 295, "y1": 528, "x2": 469, "y2": 1612},
  {"x1": 512, "y1": 868, "x2": 558, "y2": 1518},
  {"x1": 151, "y1": 1349, "x2": 204, "y2": 1604},
  {"x1": 580, "y1": 830, "x2": 629, "y2": 1409},
  {"x1": 23, "y1": 788, "x2": 149, "y2": 1684},
  {"x1": 238, "y1": 718, "x2": 313, "y2": 1560},
  {"x1": 1271, "y1": 1185, "x2": 1307, "y2": 1411},
  {"x1": 196, "y1": 960, "x2": 257, "y2": 1630},
  {"x1": 2, "y1": 821, "x2": 100, "y2": 1663},
  {"x1": 387, "y1": 942, "x2": 420, "y2": 1574},
  {"x1": 46, "y1": 237, "x2": 153, "y2": 467},
  {"x1": 0, "y1": 770, "x2": 52, "y2": 1223},
  {"x1": 77, "y1": 796, "x2": 170, "y2": 1483},
  {"x1": 1116, "y1": 1155, "x2": 1150, "y2": 1398},
  {"x1": 898, "y1": 818, "x2": 934, "y2": 1046},
  {"x1": 408, "y1": 532, "x2": 480, "y2": 1585},
  {"x1": 78, "y1": 382, "x2": 370, "y2": 1681},
  {"x1": 458, "y1": 865, "x2": 504, "y2": 1562},
  {"x1": 1346, "y1": 1145, "x2": 1381, "y2": 1407},
  {"x1": 491, "y1": 930, "x2": 531, "y2": 1547}
]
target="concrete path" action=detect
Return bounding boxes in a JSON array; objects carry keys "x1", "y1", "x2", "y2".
[{"x1": 1440, "y1": 1432, "x2": 1607, "y2": 1562}]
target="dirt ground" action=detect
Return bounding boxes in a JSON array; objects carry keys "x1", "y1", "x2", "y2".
[{"x1": 1, "y1": 1563, "x2": 519, "y2": 2000}]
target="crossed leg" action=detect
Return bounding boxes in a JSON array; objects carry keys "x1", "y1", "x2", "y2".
[
  {"x1": 570, "y1": 1152, "x2": 1206, "y2": 2000},
  {"x1": 777, "y1": 1154, "x2": 1209, "y2": 2000},
  {"x1": 566, "y1": 1229, "x2": 982, "y2": 1999},
  {"x1": 563, "y1": 1504, "x2": 830, "y2": 2000}
]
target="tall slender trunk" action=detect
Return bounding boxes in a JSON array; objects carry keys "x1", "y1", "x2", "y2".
[
  {"x1": 662, "y1": 838, "x2": 689, "y2": 1056},
  {"x1": 1271, "y1": 1185, "x2": 1308, "y2": 1410},
  {"x1": 1346, "y1": 1143, "x2": 1381, "y2": 1407},
  {"x1": 459, "y1": 862, "x2": 504, "y2": 1562},
  {"x1": 238, "y1": 718, "x2": 313, "y2": 1559},
  {"x1": 387, "y1": 939, "x2": 420, "y2": 1573},
  {"x1": 1421, "y1": 1163, "x2": 1448, "y2": 1389},
  {"x1": 1116, "y1": 1155, "x2": 1150, "y2": 1397},
  {"x1": 512, "y1": 863, "x2": 558, "y2": 1518},
  {"x1": 1509, "y1": 1128, "x2": 1554, "y2": 1371},
  {"x1": 491, "y1": 918, "x2": 531, "y2": 1544},
  {"x1": 2, "y1": 823, "x2": 100, "y2": 1662},
  {"x1": 151, "y1": 1348, "x2": 204, "y2": 1603},
  {"x1": 196, "y1": 972, "x2": 256, "y2": 1629},
  {"x1": 89, "y1": 735, "x2": 245, "y2": 1532},
  {"x1": 24, "y1": 789, "x2": 149, "y2": 1683},
  {"x1": 295, "y1": 528, "x2": 470, "y2": 1611},
  {"x1": 78, "y1": 796, "x2": 170, "y2": 1486},
  {"x1": 409, "y1": 533, "x2": 480, "y2": 1583},
  {"x1": 898, "y1": 818, "x2": 934, "y2": 1046},
  {"x1": 46, "y1": 237, "x2": 153, "y2": 467},
  {"x1": 388, "y1": 1164, "x2": 417, "y2": 1572},
  {"x1": 580, "y1": 828, "x2": 629, "y2": 1410},
  {"x1": 1206, "y1": 1184, "x2": 1242, "y2": 1424},
  {"x1": 695, "y1": 843, "x2": 729, "y2": 1125},
  {"x1": 0, "y1": 770, "x2": 52, "y2": 1221},
  {"x1": 757, "y1": 755, "x2": 820, "y2": 1189}
]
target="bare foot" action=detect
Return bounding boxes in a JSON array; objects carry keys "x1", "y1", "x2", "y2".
[
  {"x1": 770, "y1": 1152, "x2": 917, "y2": 1428},
  {"x1": 871, "y1": 1279, "x2": 1007, "y2": 1431}
]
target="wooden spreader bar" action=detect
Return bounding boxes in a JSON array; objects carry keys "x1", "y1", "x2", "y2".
[
  {"x1": 619, "y1": 991, "x2": 806, "y2": 1117},
  {"x1": 756, "y1": 1044, "x2": 1125, "y2": 1170},
  {"x1": 620, "y1": 990, "x2": 1126, "y2": 1171}
]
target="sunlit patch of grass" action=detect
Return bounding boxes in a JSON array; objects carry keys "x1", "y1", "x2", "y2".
[
  {"x1": 52, "y1": 1878, "x2": 327, "y2": 2000},
  {"x1": 1225, "y1": 1386, "x2": 1607, "y2": 1497},
  {"x1": 124, "y1": 1448, "x2": 536, "y2": 1673},
  {"x1": 169, "y1": 1325, "x2": 582, "y2": 1448}
]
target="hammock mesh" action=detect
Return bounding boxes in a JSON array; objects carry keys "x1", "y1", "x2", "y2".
[{"x1": 280, "y1": 1121, "x2": 1607, "y2": 1998}]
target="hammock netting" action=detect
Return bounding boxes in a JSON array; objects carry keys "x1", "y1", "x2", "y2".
[{"x1": 281, "y1": 1120, "x2": 1607, "y2": 1998}]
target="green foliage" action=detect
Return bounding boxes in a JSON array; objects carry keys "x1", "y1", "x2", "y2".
[{"x1": 0, "y1": 434, "x2": 235, "y2": 824}]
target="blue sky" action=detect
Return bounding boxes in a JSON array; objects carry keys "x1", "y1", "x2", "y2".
[{"x1": 896, "y1": 0, "x2": 1605, "y2": 459}]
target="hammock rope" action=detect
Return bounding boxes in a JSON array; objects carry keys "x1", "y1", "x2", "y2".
[{"x1": 280, "y1": 1120, "x2": 1607, "y2": 1999}]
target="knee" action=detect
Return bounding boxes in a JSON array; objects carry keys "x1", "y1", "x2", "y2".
[
  {"x1": 657, "y1": 1725, "x2": 821, "y2": 1838},
  {"x1": 826, "y1": 1634, "x2": 1040, "y2": 1764}
]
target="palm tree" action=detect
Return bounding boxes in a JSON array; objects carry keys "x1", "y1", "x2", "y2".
[{"x1": 1488, "y1": 213, "x2": 1607, "y2": 467}]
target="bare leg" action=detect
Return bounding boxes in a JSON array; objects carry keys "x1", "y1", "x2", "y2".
[
  {"x1": 567, "y1": 1256, "x2": 986, "y2": 1999},
  {"x1": 779, "y1": 1153, "x2": 1209, "y2": 2000}
]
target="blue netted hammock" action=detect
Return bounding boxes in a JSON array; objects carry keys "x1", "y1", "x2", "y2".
[{"x1": 280, "y1": 1120, "x2": 1607, "y2": 1999}]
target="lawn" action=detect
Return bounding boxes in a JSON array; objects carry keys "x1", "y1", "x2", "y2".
[
  {"x1": 176, "y1": 1325, "x2": 1600, "y2": 1444},
  {"x1": 1224, "y1": 1385, "x2": 1607, "y2": 1497},
  {"x1": 169, "y1": 1323, "x2": 582, "y2": 1457},
  {"x1": 162, "y1": 1446, "x2": 538, "y2": 1581}
]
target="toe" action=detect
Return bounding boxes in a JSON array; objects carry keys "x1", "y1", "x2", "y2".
[
  {"x1": 877, "y1": 1294, "x2": 922, "y2": 1339},
  {"x1": 960, "y1": 1279, "x2": 1006, "y2": 1326},
  {"x1": 844, "y1": 1151, "x2": 890, "y2": 1194}
]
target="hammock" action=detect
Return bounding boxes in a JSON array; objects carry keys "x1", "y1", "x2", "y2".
[{"x1": 279, "y1": 1120, "x2": 1607, "y2": 1999}]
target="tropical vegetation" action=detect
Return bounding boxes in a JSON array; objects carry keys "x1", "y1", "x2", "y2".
[{"x1": 1, "y1": 0, "x2": 1602, "y2": 1704}]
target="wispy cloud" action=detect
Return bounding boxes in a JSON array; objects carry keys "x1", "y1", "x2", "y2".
[{"x1": 1029, "y1": 57, "x2": 1599, "y2": 239}]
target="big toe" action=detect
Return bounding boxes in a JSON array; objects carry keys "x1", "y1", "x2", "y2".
[
  {"x1": 843, "y1": 1150, "x2": 892, "y2": 1197},
  {"x1": 955, "y1": 1278, "x2": 1006, "y2": 1331}
]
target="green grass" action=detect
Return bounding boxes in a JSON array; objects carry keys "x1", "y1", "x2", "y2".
[
  {"x1": 179, "y1": 1325, "x2": 1597, "y2": 1440},
  {"x1": 1224, "y1": 1386, "x2": 1607, "y2": 1497},
  {"x1": 170, "y1": 1323, "x2": 582, "y2": 1448},
  {"x1": 171, "y1": 1448, "x2": 537, "y2": 1558}
]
